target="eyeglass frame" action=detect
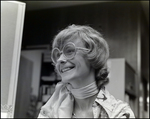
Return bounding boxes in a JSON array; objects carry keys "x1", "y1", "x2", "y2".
[{"x1": 51, "y1": 42, "x2": 90, "y2": 64}]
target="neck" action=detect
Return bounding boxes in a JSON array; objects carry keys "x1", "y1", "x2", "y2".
[
  {"x1": 69, "y1": 71, "x2": 95, "y2": 89},
  {"x1": 74, "y1": 93, "x2": 97, "y2": 111}
]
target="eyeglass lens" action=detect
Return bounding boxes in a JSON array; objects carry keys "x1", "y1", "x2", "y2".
[{"x1": 52, "y1": 43, "x2": 76, "y2": 63}]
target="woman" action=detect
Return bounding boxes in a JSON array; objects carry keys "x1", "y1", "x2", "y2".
[{"x1": 38, "y1": 25, "x2": 135, "y2": 118}]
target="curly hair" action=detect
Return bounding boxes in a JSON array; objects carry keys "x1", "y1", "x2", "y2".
[{"x1": 52, "y1": 24, "x2": 110, "y2": 89}]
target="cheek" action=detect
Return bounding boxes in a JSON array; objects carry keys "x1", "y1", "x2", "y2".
[
  {"x1": 76, "y1": 57, "x2": 91, "y2": 71},
  {"x1": 81, "y1": 56, "x2": 91, "y2": 68},
  {"x1": 55, "y1": 65, "x2": 61, "y2": 75}
]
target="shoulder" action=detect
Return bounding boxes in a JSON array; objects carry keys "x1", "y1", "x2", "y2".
[
  {"x1": 95, "y1": 87, "x2": 135, "y2": 118},
  {"x1": 110, "y1": 99, "x2": 135, "y2": 118}
]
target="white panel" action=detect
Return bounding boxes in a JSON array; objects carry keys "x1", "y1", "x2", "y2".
[
  {"x1": 1, "y1": 1, "x2": 18, "y2": 106},
  {"x1": 106, "y1": 58, "x2": 125, "y2": 101},
  {"x1": 1, "y1": 1, "x2": 26, "y2": 118}
]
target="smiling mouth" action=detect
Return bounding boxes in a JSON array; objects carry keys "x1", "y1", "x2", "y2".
[{"x1": 61, "y1": 66, "x2": 75, "y2": 73}]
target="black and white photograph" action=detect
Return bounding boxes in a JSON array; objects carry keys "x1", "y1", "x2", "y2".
[{"x1": 1, "y1": 1, "x2": 149, "y2": 118}]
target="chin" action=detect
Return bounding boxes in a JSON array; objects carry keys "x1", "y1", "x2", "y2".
[
  {"x1": 61, "y1": 74, "x2": 76, "y2": 83},
  {"x1": 61, "y1": 77, "x2": 73, "y2": 83}
]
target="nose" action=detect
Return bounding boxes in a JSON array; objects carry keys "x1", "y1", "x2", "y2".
[{"x1": 57, "y1": 53, "x2": 67, "y2": 64}]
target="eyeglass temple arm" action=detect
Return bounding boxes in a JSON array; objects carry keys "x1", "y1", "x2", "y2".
[{"x1": 77, "y1": 47, "x2": 90, "y2": 51}]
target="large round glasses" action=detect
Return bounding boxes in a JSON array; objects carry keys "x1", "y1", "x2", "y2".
[{"x1": 51, "y1": 42, "x2": 90, "y2": 64}]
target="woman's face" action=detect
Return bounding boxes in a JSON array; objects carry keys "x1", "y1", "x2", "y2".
[{"x1": 55, "y1": 38, "x2": 95, "y2": 87}]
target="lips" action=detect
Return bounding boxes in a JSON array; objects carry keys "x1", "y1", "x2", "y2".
[{"x1": 60, "y1": 66, "x2": 75, "y2": 73}]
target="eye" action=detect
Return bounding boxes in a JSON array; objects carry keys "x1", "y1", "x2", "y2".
[{"x1": 64, "y1": 47, "x2": 75, "y2": 55}]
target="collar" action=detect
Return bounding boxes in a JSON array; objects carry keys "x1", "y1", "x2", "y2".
[{"x1": 94, "y1": 87, "x2": 117, "y2": 117}]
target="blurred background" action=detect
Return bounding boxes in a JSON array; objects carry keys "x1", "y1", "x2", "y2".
[{"x1": 1, "y1": 1, "x2": 149, "y2": 118}]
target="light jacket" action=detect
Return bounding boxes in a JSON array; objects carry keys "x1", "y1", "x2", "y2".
[
  {"x1": 38, "y1": 87, "x2": 135, "y2": 118},
  {"x1": 91, "y1": 87, "x2": 135, "y2": 118}
]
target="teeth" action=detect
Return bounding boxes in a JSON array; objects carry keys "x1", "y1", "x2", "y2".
[{"x1": 62, "y1": 68, "x2": 72, "y2": 73}]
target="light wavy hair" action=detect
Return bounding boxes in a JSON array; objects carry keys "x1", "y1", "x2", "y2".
[{"x1": 52, "y1": 24, "x2": 110, "y2": 89}]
